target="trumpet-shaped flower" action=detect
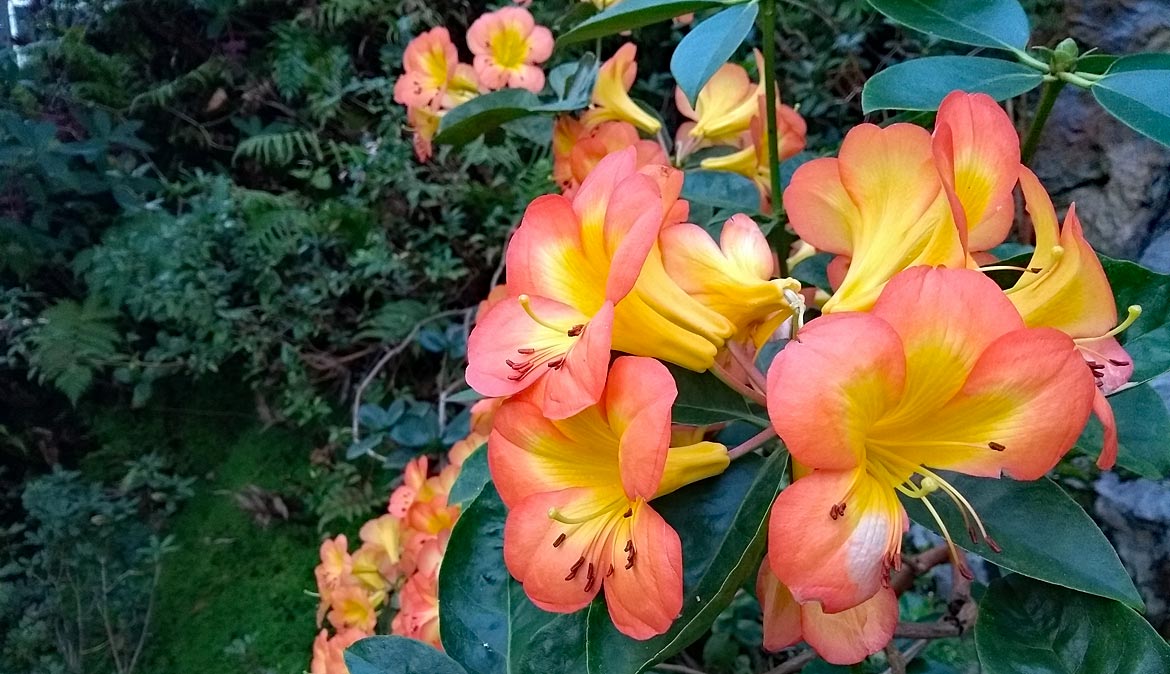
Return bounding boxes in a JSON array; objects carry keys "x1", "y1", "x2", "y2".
[
  {"x1": 393, "y1": 27, "x2": 462, "y2": 109},
  {"x1": 784, "y1": 92, "x2": 1018, "y2": 311},
  {"x1": 1006, "y1": 167, "x2": 1135, "y2": 468},
  {"x1": 766, "y1": 267, "x2": 1095, "y2": 612},
  {"x1": 467, "y1": 7, "x2": 553, "y2": 93},
  {"x1": 758, "y1": 565, "x2": 897, "y2": 665},
  {"x1": 674, "y1": 60, "x2": 761, "y2": 160},
  {"x1": 552, "y1": 117, "x2": 668, "y2": 198},
  {"x1": 584, "y1": 43, "x2": 662, "y2": 135},
  {"x1": 407, "y1": 104, "x2": 442, "y2": 162},
  {"x1": 700, "y1": 98, "x2": 806, "y2": 208},
  {"x1": 311, "y1": 628, "x2": 364, "y2": 674},
  {"x1": 661, "y1": 213, "x2": 801, "y2": 348},
  {"x1": 489, "y1": 357, "x2": 730, "y2": 638},
  {"x1": 467, "y1": 149, "x2": 748, "y2": 418}
]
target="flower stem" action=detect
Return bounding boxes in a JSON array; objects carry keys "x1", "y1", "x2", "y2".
[
  {"x1": 758, "y1": 0, "x2": 792, "y2": 274},
  {"x1": 728, "y1": 426, "x2": 777, "y2": 460},
  {"x1": 1020, "y1": 77, "x2": 1065, "y2": 165},
  {"x1": 711, "y1": 362, "x2": 767, "y2": 406}
]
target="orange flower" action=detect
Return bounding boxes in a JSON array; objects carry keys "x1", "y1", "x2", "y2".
[
  {"x1": 584, "y1": 43, "x2": 662, "y2": 135},
  {"x1": 699, "y1": 96, "x2": 806, "y2": 210},
  {"x1": 407, "y1": 104, "x2": 441, "y2": 162},
  {"x1": 394, "y1": 27, "x2": 460, "y2": 109},
  {"x1": 390, "y1": 541, "x2": 445, "y2": 648},
  {"x1": 310, "y1": 628, "x2": 364, "y2": 674},
  {"x1": 552, "y1": 117, "x2": 667, "y2": 197},
  {"x1": 467, "y1": 7, "x2": 553, "y2": 92},
  {"x1": 327, "y1": 585, "x2": 377, "y2": 633}
]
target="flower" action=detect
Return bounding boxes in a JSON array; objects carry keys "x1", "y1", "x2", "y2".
[
  {"x1": 783, "y1": 92, "x2": 1018, "y2": 312},
  {"x1": 407, "y1": 104, "x2": 441, "y2": 162},
  {"x1": 359, "y1": 514, "x2": 402, "y2": 565},
  {"x1": 552, "y1": 117, "x2": 668, "y2": 197},
  {"x1": 393, "y1": 27, "x2": 461, "y2": 109},
  {"x1": 674, "y1": 60, "x2": 761, "y2": 160},
  {"x1": 311, "y1": 628, "x2": 364, "y2": 674},
  {"x1": 758, "y1": 564, "x2": 897, "y2": 665},
  {"x1": 765, "y1": 267, "x2": 1095, "y2": 612},
  {"x1": 390, "y1": 538, "x2": 445, "y2": 648},
  {"x1": 327, "y1": 584, "x2": 378, "y2": 633},
  {"x1": 489, "y1": 356, "x2": 730, "y2": 638},
  {"x1": 467, "y1": 7, "x2": 553, "y2": 92},
  {"x1": 699, "y1": 97, "x2": 806, "y2": 208},
  {"x1": 1005, "y1": 167, "x2": 1138, "y2": 468},
  {"x1": 660, "y1": 213, "x2": 801, "y2": 348},
  {"x1": 584, "y1": 43, "x2": 662, "y2": 135}
]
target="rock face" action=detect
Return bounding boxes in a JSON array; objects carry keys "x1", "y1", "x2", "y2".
[{"x1": 1030, "y1": 0, "x2": 1170, "y2": 259}]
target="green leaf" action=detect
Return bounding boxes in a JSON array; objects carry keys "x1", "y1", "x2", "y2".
[
  {"x1": 866, "y1": 0, "x2": 1030, "y2": 50},
  {"x1": 1092, "y1": 53, "x2": 1170, "y2": 148},
  {"x1": 791, "y1": 252, "x2": 833, "y2": 291},
  {"x1": 669, "y1": 364, "x2": 767, "y2": 426},
  {"x1": 559, "y1": 0, "x2": 733, "y2": 45},
  {"x1": 681, "y1": 170, "x2": 761, "y2": 213},
  {"x1": 345, "y1": 636, "x2": 468, "y2": 674},
  {"x1": 1099, "y1": 255, "x2": 1170, "y2": 385},
  {"x1": 976, "y1": 575, "x2": 1170, "y2": 674},
  {"x1": 440, "y1": 453, "x2": 788, "y2": 674},
  {"x1": 672, "y1": 2, "x2": 759, "y2": 107},
  {"x1": 585, "y1": 451, "x2": 789, "y2": 673},
  {"x1": 1079, "y1": 384, "x2": 1170, "y2": 480},
  {"x1": 541, "y1": 53, "x2": 600, "y2": 112},
  {"x1": 448, "y1": 446, "x2": 490, "y2": 507},
  {"x1": 901, "y1": 472, "x2": 1142, "y2": 609},
  {"x1": 435, "y1": 90, "x2": 542, "y2": 146},
  {"x1": 862, "y1": 56, "x2": 1043, "y2": 112}
]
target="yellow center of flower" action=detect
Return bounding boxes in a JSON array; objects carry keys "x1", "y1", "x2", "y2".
[
  {"x1": 489, "y1": 24, "x2": 529, "y2": 70},
  {"x1": 504, "y1": 295, "x2": 587, "y2": 380},
  {"x1": 548, "y1": 497, "x2": 641, "y2": 593}
]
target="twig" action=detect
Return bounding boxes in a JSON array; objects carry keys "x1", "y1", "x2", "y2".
[
  {"x1": 655, "y1": 664, "x2": 707, "y2": 674},
  {"x1": 884, "y1": 643, "x2": 907, "y2": 674},
  {"x1": 350, "y1": 307, "x2": 472, "y2": 440},
  {"x1": 890, "y1": 545, "x2": 950, "y2": 593},
  {"x1": 126, "y1": 557, "x2": 163, "y2": 674},
  {"x1": 892, "y1": 622, "x2": 962, "y2": 639},
  {"x1": 763, "y1": 649, "x2": 817, "y2": 674}
]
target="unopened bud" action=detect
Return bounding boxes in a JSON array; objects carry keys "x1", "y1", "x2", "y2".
[{"x1": 1053, "y1": 38, "x2": 1079, "y2": 72}]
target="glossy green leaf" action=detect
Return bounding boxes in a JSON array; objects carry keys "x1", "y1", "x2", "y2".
[
  {"x1": 863, "y1": 56, "x2": 1042, "y2": 112},
  {"x1": 976, "y1": 575, "x2": 1170, "y2": 673},
  {"x1": 681, "y1": 169, "x2": 761, "y2": 213},
  {"x1": 537, "y1": 53, "x2": 599, "y2": 112},
  {"x1": 345, "y1": 636, "x2": 468, "y2": 674},
  {"x1": 866, "y1": 0, "x2": 1030, "y2": 50},
  {"x1": 1077, "y1": 54, "x2": 1119, "y2": 76},
  {"x1": 672, "y1": 2, "x2": 759, "y2": 107},
  {"x1": 901, "y1": 472, "x2": 1142, "y2": 609},
  {"x1": 668, "y1": 364, "x2": 767, "y2": 426},
  {"x1": 1093, "y1": 53, "x2": 1170, "y2": 148},
  {"x1": 559, "y1": 0, "x2": 733, "y2": 45},
  {"x1": 440, "y1": 453, "x2": 788, "y2": 674},
  {"x1": 586, "y1": 451, "x2": 788, "y2": 673},
  {"x1": 791, "y1": 252, "x2": 833, "y2": 292},
  {"x1": 1079, "y1": 383, "x2": 1170, "y2": 480},
  {"x1": 447, "y1": 445, "x2": 490, "y2": 507},
  {"x1": 1100, "y1": 255, "x2": 1170, "y2": 385},
  {"x1": 435, "y1": 90, "x2": 541, "y2": 145}
]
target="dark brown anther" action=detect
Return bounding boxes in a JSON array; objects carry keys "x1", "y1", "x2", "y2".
[
  {"x1": 606, "y1": 566, "x2": 614, "y2": 577},
  {"x1": 623, "y1": 508, "x2": 632, "y2": 518},
  {"x1": 508, "y1": 373, "x2": 525, "y2": 381},
  {"x1": 565, "y1": 556, "x2": 585, "y2": 581},
  {"x1": 958, "y1": 562, "x2": 975, "y2": 581},
  {"x1": 1108, "y1": 358, "x2": 1131, "y2": 367},
  {"x1": 988, "y1": 441, "x2": 1006, "y2": 452},
  {"x1": 567, "y1": 324, "x2": 585, "y2": 337},
  {"x1": 986, "y1": 535, "x2": 1003, "y2": 554},
  {"x1": 546, "y1": 358, "x2": 565, "y2": 369},
  {"x1": 967, "y1": 525, "x2": 979, "y2": 545},
  {"x1": 1028, "y1": 267, "x2": 1043, "y2": 274},
  {"x1": 829, "y1": 504, "x2": 840, "y2": 520},
  {"x1": 553, "y1": 533, "x2": 566, "y2": 548},
  {"x1": 517, "y1": 348, "x2": 536, "y2": 355},
  {"x1": 583, "y1": 563, "x2": 596, "y2": 592},
  {"x1": 624, "y1": 540, "x2": 636, "y2": 569},
  {"x1": 623, "y1": 540, "x2": 632, "y2": 552},
  {"x1": 838, "y1": 501, "x2": 846, "y2": 514},
  {"x1": 1087, "y1": 361, "x2": 1105, "y2": 371}
]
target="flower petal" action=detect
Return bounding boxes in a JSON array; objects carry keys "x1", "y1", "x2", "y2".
[
  {"x1": 605, "y1": 356, "x2": 676, "y2": 499},
  {"x1": 602, "y1": 501, "x2": 683, "y2": 639},
  {"x1": 782, "y1": 158, "x2": 859, "y2": 256},
  {"x1": 767, "y1": 313, "x2": 906, "y2": 472},
  {"x1": 757, "y1": 565, "x2": 802, "y2": 652},
  {"x1": 506, "y1": 193, "x2": 607, "y2": 310},
  {"x1": 532, "y1": 300, "x2": 615, "y2": 419},
  {"x1": 801, "y1": 587, "x2": 898, "y2": 665},
  {"x1": 768, "y1": 469, "x2": 906, "y2": 613},
  {"x1": 1091, "y1": 388, "x2": 1119, "y2": 470}
]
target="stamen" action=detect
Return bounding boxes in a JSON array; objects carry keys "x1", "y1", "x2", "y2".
[
  {"x1": 565, "y1": 556, "x2": 585, "y2": 581},
  {"x1": 988, "y1": 441, "x2": 1005, "y2": 452},
  {"x1": 548, "y1": 499, "x2": 622, "y2": 525},
  {"x1": 584, "y1": 563, "x2": 596, "y2": 592},
  {"x1": 518, "y1": 294, "x2": 567, "y2": 332},
  {"x1": 567, "y1": 324, "x2": 584, "y2": 337},
  {"x1": 1099, "y1": 305, "x2": 1142, "y2": 339},
  {"x1": 624, "y1": 539, "x2": 636, "y2": 569},
  {"x1": 553, "y1": 533, "x2": 566, "y2": 548},
  {"x1": 978, "y1": 264, "x2": 1032, "y2": 273},
  {"x1": 517, "y1": 347, "x2": 535, "y2": 355},
  {"x1": 623, "y1": 508, "x2": 632, "y2": 518},
  {"x1": 1108, "y1": 358, "x2": 1130, "y2": 367},
  {"x1": 829, "y1": 504, "x2": 840, "y2": 520},
  {"x1": 546, "y1": 358, "x2": 565, "y2": 369}
]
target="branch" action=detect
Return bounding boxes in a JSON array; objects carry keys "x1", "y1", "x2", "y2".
[
  {"x1": 656, "y1": 664, "x2": 708, "y2": 674},
  {"x1": 763, "y1": 649, "x2": 817, "y2": 674}
]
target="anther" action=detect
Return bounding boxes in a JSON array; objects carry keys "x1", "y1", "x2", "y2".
[
  {"x1": 986, "y1": 535, "x2": 1003, "y2": 554},
  {"x1": 838, "y1": 502, "x2": 846, "y2": 514},
  {"x1": 553, "y1": 533, "x2": 566, "y2": 548},
  {"x1": 517, "y1": 347, "x2": 535, "y2": 355},
  {"x1": 829, "y1": 504, "x2": 840, "y2": 520},
  {"x1": 988, "y1": 441, "x2": 1006, "y2": 452},
  {"x1": 623, "y1": 508, "x2": 632, "y2": 518},
  {"x1": 1028, "y1": 267, "x2": 1043, "y2": 273},
  {"x1": 1108, "y1": 358, "x2": 1130, "y2": 367},
  {"x1": 583, "y1": 563, "x2": 596, "y2": 592},
  {"x1": 606, "y1": 566, "x2": 614, "y2": 577},
  {"x1": 567, "y1": 324, "x2": 584, "y2": 337},
  {"x1": 546, "y1": 358, "x2": 564, "y2": 369},
  {"x1": 565, "y1": 556, "x2": 585, "y2": 581}
]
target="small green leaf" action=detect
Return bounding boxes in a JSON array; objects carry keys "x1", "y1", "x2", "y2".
[
  {"x1": 540, "y1": 53, "x2": 599, "y2": 112},
  {"x1": 1100, "y1": 255, "x2": 1170, "y2": 385},
  {"x1": 791, "y1": 252, "x2": 833, "y2": 291},
  {"x1": 901, "y1": 472, "x2": 1142, "y2": 609},
  {"x1": 866, "y1": 0, "x2": 1030, "y2": 50},
  {"x1": 448, "y1": 446, "x2": 490, "y2": 507},
  {"x1": 681, "y1": 170, "x2": 761, "y2": 213},
  {"x1": 435, "y1": 90, "x2": 542, "y2": 146},
  {"x1": 585, "y1": 451, "x2": 789, "y2": 673},
  {"x1": 669, "y1": 364, "x2": 767, "y2": 426},
  {"x1": 1079, "y1": 384, "x2": 1170, "y2": 480},
  {"x1": 559, "y1": 0, "x2": 734, "y2": 45},
  {"x1": 1092, "y1": 53, "x2": 1170, "y2": 148},
  {"x1": 345, "y1": 636, "x2": 468, "y2": 674},
  {"x1": 863, "y1": 56, "x2": 1043, "y2": 112},
  {"x1": 672, "y1": 3, "x2": 759, "y2": 107},
  {"x1": 976, "y1": 575, "x2": 1170, "y2": 674}
]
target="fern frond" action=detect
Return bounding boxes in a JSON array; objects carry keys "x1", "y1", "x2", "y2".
[
  {"x1": 232, "y1": 130, "x2": 323, "y2": 166},
  {"x1": 129, "y1": 57, "x2": 228, "y2": 111},
  {"x1": 28, "y1": 298, "x2": 121, "y2": 404}
]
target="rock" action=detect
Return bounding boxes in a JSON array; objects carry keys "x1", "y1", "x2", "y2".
[
  {"x1": 1030, "y1": 0, "x2": 1170, "y2": 259},
  {"x1": 1095, "y1": 472, "x2": 1170, "y2": 634}
]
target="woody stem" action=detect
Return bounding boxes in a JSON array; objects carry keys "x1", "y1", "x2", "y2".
[{"x1": 1020, "y1": 78, "x2": 1065, "y2": 165}]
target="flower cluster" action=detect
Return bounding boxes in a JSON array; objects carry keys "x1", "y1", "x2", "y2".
[
  {"x1": 309, "y1": 398, "x2": 501, "y2": 673},
  {"x1": 393, "y1": 8, "x2": 553, "y2": 160},
  {"x1": 757, "y1": 92, "x2": 1134, "y2": 664}
]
